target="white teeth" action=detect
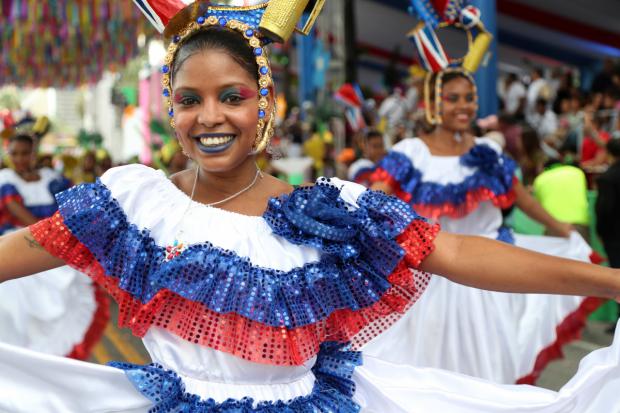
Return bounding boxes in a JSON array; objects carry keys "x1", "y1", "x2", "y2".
[{"x1": 199, "y1": 136, "x2": 234, "y2": 146}]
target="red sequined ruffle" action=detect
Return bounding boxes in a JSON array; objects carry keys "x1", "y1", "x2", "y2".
[
  {"x1": 371, "y1": 168, "x2": 517, "y2": 220},
  {"x1": 30, "y1": 213, "x2": 438, "y2": 366},
  {"x1": 369, "y1": 168, "x2": 413, "y2": 204},
  {"x1": 0, "y1": 194, "x2": 24, "y2": 228},
  {"x1": 67, "y1": 284, "x2": 110, "y2": 361},
  {"x1": 413, "y1": 180, "x2": 517, "y2": 220}
]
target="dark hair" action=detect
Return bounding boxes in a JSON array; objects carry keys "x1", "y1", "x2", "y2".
[
  {"x1": 607, "y1": 138, "x2": 620, "y2": 158},
  {"x1": 9, "y1": 134, "x2": 34, "y2": 146},
  {"x1": 428, "y1": 71, "x2": 474, "y2": 102},
  {"x1": 365, "y1": 130, "x2": 383, "y2": 141},
  {"x1": 442, "y1": 71, "x2": 473, "y2": 87},
  {"x1": 171, "y1": 27, "x2": 259, "y2": 85}
]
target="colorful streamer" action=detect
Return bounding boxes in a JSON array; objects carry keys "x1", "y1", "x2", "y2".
[{"x1": 0, "y1": 0, "x2": 153, "y2": 87}]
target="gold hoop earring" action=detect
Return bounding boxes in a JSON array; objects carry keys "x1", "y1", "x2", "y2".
[{"x1": 251, "y1": 106, "x2": 276, "y2": 154}]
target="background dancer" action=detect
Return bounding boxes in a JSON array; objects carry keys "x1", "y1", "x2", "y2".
[
  {"x1": 0, "y1": 133, "x2": 108, "y2": 360},
  {"x1": 365, "y1": 4, "x2": 601, "y2": 384}
]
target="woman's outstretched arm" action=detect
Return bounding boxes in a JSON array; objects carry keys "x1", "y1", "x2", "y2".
[
  {"x1": 422, "y1": 231, "x2": 620, "y2": 300},
  {"x1": 0, "y1": 228, "x2": 64, "y2": 282},
  {"x1": 514, "y1": 181, "x2": 572, "y2": 237},
  {"x1": 5, "y1": 200, "x2": 38, "y2": 227}
]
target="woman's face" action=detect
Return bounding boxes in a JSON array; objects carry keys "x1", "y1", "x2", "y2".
[
  {"x1": 439, "y1": 77, "x2": 477, "y2": 133},
  {"x1": 8, "y1": 140, "x2": 34, "y2": 174},
  {"x1": 172, "y1": 48, "x2": 269, "y2": 173}
]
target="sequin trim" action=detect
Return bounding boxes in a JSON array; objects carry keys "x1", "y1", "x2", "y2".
[
  {"x1": 371, "y1": 144, "x2": 518, "y2": 220},
  {"x1": 30, "y1": 196, "x2": 437, "y2": 366},
  {"x1": 110, "y1": 342, "x2": 361, "y2": 413},
  {"x1": 50, "y1": 181, "x2": 426, "y2": 329}
]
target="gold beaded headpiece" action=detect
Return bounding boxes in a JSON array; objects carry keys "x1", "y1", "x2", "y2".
[{"x1": 133, "y1": 0, "x2": 325, "y2": 153}]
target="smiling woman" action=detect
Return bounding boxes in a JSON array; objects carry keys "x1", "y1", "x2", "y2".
[
  {"x1": 2, "y1": 1, "x2": 620, "y2": 413},
  {"x1": 367, "y1": 65, "x2": 605, "y2": 385}
]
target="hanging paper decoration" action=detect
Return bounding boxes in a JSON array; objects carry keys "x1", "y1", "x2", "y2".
[{"x1": 0, "y1": 0, "x2": 153, "y2": 88}]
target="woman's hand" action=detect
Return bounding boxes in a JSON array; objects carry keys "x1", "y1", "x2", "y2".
[
  {"x1": 546, "y1": 221, "x2": 573, "y2": 238},
  {"x1": 514, "y1": 181, "x2": 571, "y2": 238}
]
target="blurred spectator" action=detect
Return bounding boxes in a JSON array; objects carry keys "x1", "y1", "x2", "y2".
[
  {"x1": 552, "y1": 70, "x2": 575, "y2": 114},
  {"x1": 73, "y1": 151, "x2": 98, "y2": 184},
  {"x1": 390, "y1": 121, "x2": 412, "y2": 147},
  {"x1": 591, "y1": 58, "x2": 616, "y2": 94},
  {"x1": 96, "y1": 149, "x2": 113, "y2": 176},
  {"x1": 378, "y1": 87, "x2": 409, "y2": 131},
  {"x1": 503, "y1": 73, "x2": 526, "y2": 119},
  {"x1": 498, "y1": 114, "x2": 523, "y2": 160},
  {"x1": 36, "y1": 154, "x2": 53, "y2": 170},
  {"x1": 519, "y1": 126, "x2": 545, "y2": 186},
  {"x1": 348, "y1": 130, "x2": 386, "y2": 186},
  {"x1": 596, "y1": 138, "x2": 620, "y2": 268},
  {"x1": 582, "y1": 111, "x2": 611, "y2": 167},
  {"x1": 533, "y1": 158, "x2": 590, "y2": 242},
  {"x1": 526, "y1": 68, "x2": 550, "y2": 118},
  {"x1": 527, "y1": 98, "x2": 558, "y2": 141}
]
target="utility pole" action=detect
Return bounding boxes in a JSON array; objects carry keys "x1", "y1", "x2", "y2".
[{"x1": 344, "y1": 0, "x2": 357, "y2": 83}]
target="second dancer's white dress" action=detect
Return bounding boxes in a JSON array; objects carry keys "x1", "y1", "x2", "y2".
[
  {"x1": 364, "y1": 137, "x2": 601, "y2": 384},
  {"x1": 0, "y1": 168, "x2": 108, "y2": 359}
]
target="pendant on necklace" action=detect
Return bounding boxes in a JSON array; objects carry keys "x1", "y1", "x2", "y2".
[{"x1": 164, "y1": 239, "x2": 186, "y2": 262}]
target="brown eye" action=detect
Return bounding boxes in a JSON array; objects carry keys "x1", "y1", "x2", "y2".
[{"x1": 465, "y1": 94, "x2": 476, "y2": 103}]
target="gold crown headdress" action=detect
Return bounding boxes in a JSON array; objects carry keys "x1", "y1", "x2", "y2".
[{"x1": 133, "y1": 0, "x2": 325, "y2": 153}]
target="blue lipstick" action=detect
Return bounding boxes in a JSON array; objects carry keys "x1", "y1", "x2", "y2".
[{"x1": 193, "y1": 133, "x2": 237, "y2": 154}]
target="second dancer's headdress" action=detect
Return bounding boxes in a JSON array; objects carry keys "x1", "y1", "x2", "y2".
[
  {"x1": 406, "y1": 1, "x2": 492, "y2": 125},
  {"x1": 133, "y1": 0, "x2": 324, "y2": 153}
]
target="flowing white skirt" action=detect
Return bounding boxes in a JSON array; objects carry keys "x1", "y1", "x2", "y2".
[
  {"x1": 363, "y1": 232, "x2": 601, "y2": 384},
  {"x1": 1, "y1": 320, "x2": 619, "y2": 413},
  {"x1": 0, "y1": 266, "x2": 104, "y2": 357}
]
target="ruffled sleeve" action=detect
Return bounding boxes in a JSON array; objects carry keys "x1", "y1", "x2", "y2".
[
  {"x1": 29, "y1": 169, "x2": 439, "y2": 367},
  {"x1": 0, "y1": 170, "x2": 23, "y2": 232},
  {"x1": 369, "y1": 138, "x2": 428, "y2": 203},
  {"x1": 372, "y1": 138, "x2": 518, "y2": 220},
  {"x1": 264, "y1": 177, "x2": 439, "y2": 350}
]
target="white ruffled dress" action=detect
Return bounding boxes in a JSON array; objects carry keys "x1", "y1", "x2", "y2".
[
  {"x1": 0, "y1": 164, "x2": 619, "y2": 413},
  {"x1": 364, "y1": 137, "x2": 600, "y2": 384},
  {"x1": 0, "y1": 168, "x2": 107, "y2": 359}
]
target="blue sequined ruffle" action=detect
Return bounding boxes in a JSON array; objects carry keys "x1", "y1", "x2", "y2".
[
  {"x1": 0, "y1": 183, "x2": 20, "y2": 200},
  {"x1": 48, "y1": 176, "x2": 72, "y2": 197},
  {"x1": 378, "y1": 143, "x2": 517, "y2": 208},
  {"x1": 110, "y1": 342, "x2": 362, "y2": 413},
  {"x1": 496, "y1": 226, "x2": 515, "y2": 245},
  {"x1": 56, "y1": 180, "x2": 421, "y2": 329},
  {"x1": 264, "y1": 178, "x2": 417, "y2": 268}
]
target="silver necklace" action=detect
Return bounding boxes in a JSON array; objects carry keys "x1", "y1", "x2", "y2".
[{"x1": 164, "y1": 166, "x2": 263, "y2": 262}]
